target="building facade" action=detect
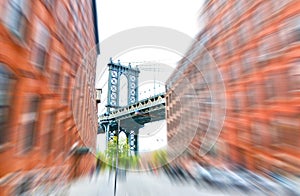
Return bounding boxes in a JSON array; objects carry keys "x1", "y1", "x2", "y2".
[
  {"x1": 0, "y1": 0, "x2": 99, "y2": 195},
  {"x1": 166, "y1": 0, "x2": 300, "y2": 176}
]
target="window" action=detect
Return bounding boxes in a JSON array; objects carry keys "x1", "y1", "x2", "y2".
[
  {"x1": 205, "y1": 4, "x2": 211, "y2": 19},
  {"x1": 265, "y1": 75, "x2": 276, "y2": 99},
  {"x1": 238, "y1": 129, "x2": 249, "y2": 144},
  {"x1": 31, "y1": 19, "x2": 50, "y2": 70},
  {"x1": 271, "y1": 0, "x2": 292, "y2": 11},
  {"x1": 279, "y1": 16, "x2": 300, "y2": 46},
  {"x1": 0, "y1": 64, "x2": 15, "y2": 144},
  {"x1": 43, "y1": 0, "x2": 55, "y2": 11},
  {"x1": 258, "y1": 33, "x2": 278, "y2": 63},
  {"x1": 79, "y1": 1, "x2": 85, "y2": 19},
  {"x1": 63, "y1": 75, "x2": 70, "y2": 102},
  {"x1": 70, "y1": 0, "x2": 79, "y2": 24},
  {"x1": 43, "y1": 112, "x2": 55, "y2": 154},
  {"x1": 251, "y1": 6, "x2": 263, "y2": 33},
  {"x1": 247, "y1": 84, "x2": 256, "y2": 106},
  {"x1": 288, "y1": 61, "x2": 300, "y2": 92},
  {"x1": 226, "y1": 37, "x2": 233, "y2": 56},
  {"x1": 32, "y1": 46, "x2": 47, "y2": 69},
  {"x1": 55, "y1": 2, "x2": 70, "y2": 48},
  {"x1": 216, "y1": 45, "x2": 223, "y2": 62},
  {"x1": 211, "y1": 25, "x2": 218, "y2": 38},
  {"x1": 257, "y1": 1, "x2": 269, "y2": 23},
  {"x1": 252, "y1": 122, "x2": 263, "y2": 146},
  {"x1": 59, "y1": 124, "x2": 65, "y2": 154},
  {"x1": 236, "y1": 0, "x2": 245, "y2": 16},
  {"x1": 271, "y1": 123, "x2": 279, "y2": 145},
  {"x1": 211, "y1": 1, "x2": 218, "y2": 14},
  {"x1": 4, "y1": 0, "x2": 29, "y2": 41},
  {"x1": 242, "y1": 50, "x2": 254, "y2": 73},
  {"x1": 219, "y1": 0, "x2": 226, "y2": 7},
  {"x1": 259, "y1": 37, "x2": 270, "y2": 56},
  {"x1": 237, "y1": 27, "x2": 245, "y2": 47},
  {"x1": 272, "y1": 117, "x2": 300, "y2": 148},
  {"x1": 49, "y1": 53, "x2": 61, "y2": 91},
  {"x1": 21, "y1": 96, "x2": 39, "y2": 153},
  {"x1": 230, "y1": 63, "x2": 239, "y2": 81},
  {"x1": 241, "y1": 21, "x2": 252, "y2": 43},
  {"x1": 232, "y1": 92, "x2": 241, "y2": 112}
]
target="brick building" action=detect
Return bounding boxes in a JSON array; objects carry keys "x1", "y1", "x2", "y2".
[
  {"x1": 0, "y1": 0, "x2": 99, "y2": 195},
  {"x1": 166, "y1": 0, "x2": 300, "y2": 176}
]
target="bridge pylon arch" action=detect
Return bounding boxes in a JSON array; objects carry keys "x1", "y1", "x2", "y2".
[{"x1": 106, "y1": 58, "x2": 140, "y2": 113}]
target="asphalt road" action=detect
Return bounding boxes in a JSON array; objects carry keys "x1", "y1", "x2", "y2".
[{"x1": 66, "y1": 169, "x2": 258, "y2": 196}]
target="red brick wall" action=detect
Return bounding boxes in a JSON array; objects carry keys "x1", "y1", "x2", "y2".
[
  {"x1": 166, "y1": 0, "x2": 300, "y2": 174},
  {"x1": 0, "y1": 0, "x2": 98, "y2": 194}
]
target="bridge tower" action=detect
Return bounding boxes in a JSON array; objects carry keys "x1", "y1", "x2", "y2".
[{"x1": 106, "y1": 58, "x2": 140, "y2": 113}]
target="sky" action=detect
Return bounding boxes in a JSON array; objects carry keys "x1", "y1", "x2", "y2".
[
  {"x1": 95, "y1": 0, "x2": 204, "y2": 111},
  {"x1": 97, "y1": 0, "x2": 203, "y2": 42},
  {"x1": 96, "y1": 0, "x2": 204, "y2": 152}
]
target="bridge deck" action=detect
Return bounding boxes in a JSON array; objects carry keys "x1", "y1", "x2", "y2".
[{"x1": 99, "y1": 93, "x2": 165, "y2": 121}]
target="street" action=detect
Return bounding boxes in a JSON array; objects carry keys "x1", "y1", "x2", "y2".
[{"x1": 66, "y1": 169, "x2": 261, "y2": 196}]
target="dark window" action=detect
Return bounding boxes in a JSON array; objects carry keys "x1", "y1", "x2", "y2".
[
  {"x1": 22, "y1": 96, "x2": 39, "y2": 153},
  {"x1": 239, "y1": 26, "x2": 247, "y2": 46},
  {"x1": 49, "y1": 53, "x2": 61, "y2": 91},
  {"x1": 272, "y1": 0, "x2": 289, "y2": 11},
  {"x1": 0, "y1": 64, "x2": 15, "y2": 144},
  {"x1": 53, "y1": 73, "x2": 60, "y2": 89},
  {"x1": 243, "y1": 48, "x2": 256, "y2": 73},
  {"x1": 230, "y1": 63, "x2": 239, "y2": 81},
  {"x1": 224, "y1": 13, "x2": 231, "y2": 29},
  {"x1": 23, "y1": 121, "x2": 35, "y2": 150},
  {"x1": 252, "y1": 6, "x2": 263, "y2": 33},
  {"x1": 70, "y1": 0, "x2": 79, "y2": 23},
  {"x1": 235, "y1": 0, "x2": 245, "y2": 16},
  {"x1": 288, "y1": 61, "x2": 300, "y2": 91},
  {"x1": 265, "y1": 76, "x2": 275, "y2": 99},
  {"x1": 43, "y1": 0, "x2": 55, "y2": 11},
  {"x1": 247, "y1": 85, "x2": 256, "y2": 106},
  {"x1": 33, "y1": 46, "x2": 47, "y2": 70},
  {"x1": 272, "y1": 117, "x2": 300, "y2": 148},
  {"x1": 233, "y1": 93, "x2": 241, "y2": 112},
  {"x1": 43, "y1": 112, "x2": 55, "y2": 154},
  {"x1": 63, "y1": 75, "x2": 70, "y2": 102},
  {"x1": 280, "y1": 16, "x2": 300, "y2": 45},
  {"x1": 226, "y1": 38, "x2": 233, "y2": 56},
  {"x1": 4, "y1": 0, "x2": 29, "y2": 40},
  {"x1": 32, "y1": 20, "x2": 50, "y2": 70},
  {"x1": 59, "y1": 123, "x2": 65, "y2": 154},
  {"x1": 252, "y1": 122, "x2": 263, "y2": 146}
]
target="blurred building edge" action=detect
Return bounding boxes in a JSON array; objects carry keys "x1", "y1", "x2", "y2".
[
  {"x1": 0, "y1": 0, "x2": 99, "y2": 195},
  {"x1": 166, "y1": 0, "x2": 300, "y2": 178}
]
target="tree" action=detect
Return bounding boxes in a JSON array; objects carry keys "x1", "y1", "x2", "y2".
[
  {"x1": 152, "y1": 149, "x2": 168, "y2": 168},
  {"x1": 98, "y1": 136, "x2": 140, "y2": 170}
]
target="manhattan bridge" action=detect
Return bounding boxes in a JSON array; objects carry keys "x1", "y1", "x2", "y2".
[{"x1": 98, "y1": 58, "x2": 167, "y2": 153}]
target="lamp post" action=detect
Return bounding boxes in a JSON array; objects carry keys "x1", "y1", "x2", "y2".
[{"x1": 114, "y1": 119, "x2": 120, "y2": 196}]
